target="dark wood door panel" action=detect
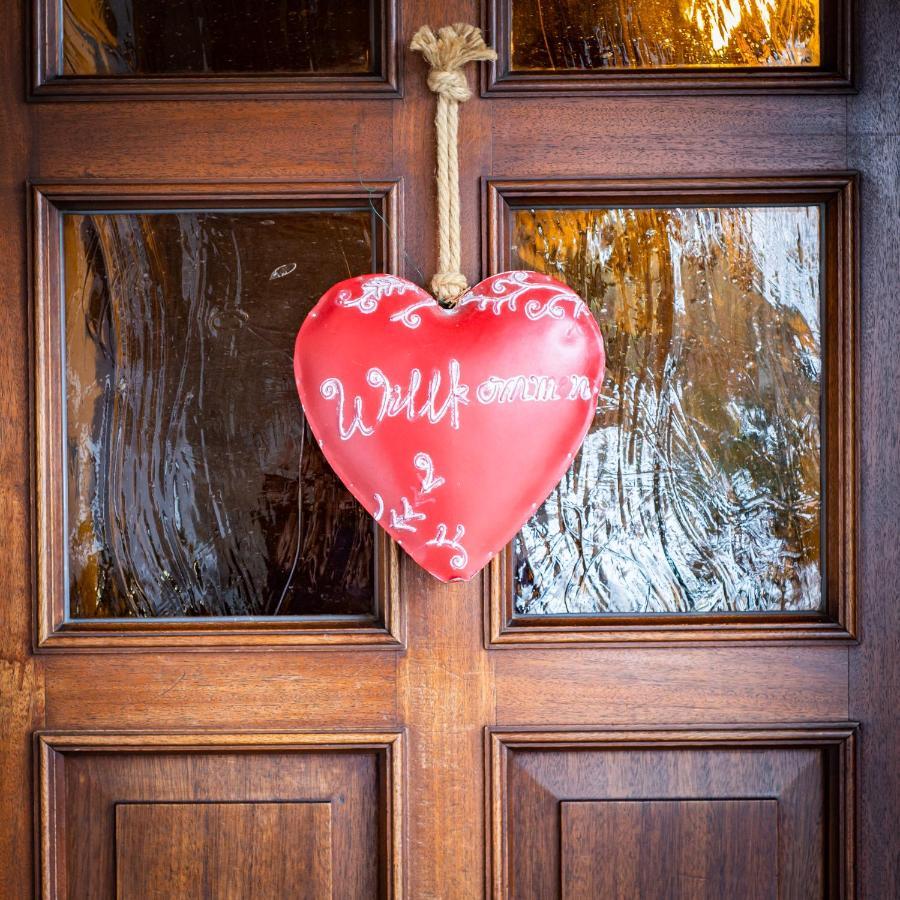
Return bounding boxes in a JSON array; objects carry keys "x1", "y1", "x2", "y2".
[
  {"x1": 116, "y1": 802, "x2": 333, "y2": 899},
  {"x1": 42, "y1": 653, "x2": 399, "y2": 730},
  {"x1": 490, "y1": 97, "x2": 847, "y2": 176},
  {"x1": 494, "y1": 647, "x2": 849, "y2": 725},
  {"x1": 561, "y1": 799, "x2": 778, "y2": 900},
  {"x1": 490, "y1": 726, "x2": 855, "y2": 899},
  {"x1": 0, "y1": 0, "x2": 894, "y2": 897},
  {"x1": 37, "y1": 731, "x2": 404, "y2": 899},
  {"x1": 30, "y1": 102, "x2": 393, "y2": 181}
]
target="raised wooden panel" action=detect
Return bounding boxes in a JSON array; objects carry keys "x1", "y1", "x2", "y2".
[
  {"x1": 484, "y1": 175, "x2": 857, "y2": 645},
  {"x1": 32, "y1": 0, "x2": 399, "y2": 98},
  {"x1": 31, "y1": 181, "x2": 404, "y2": 650},
  {"x1": 37, "y1": 731, "x2": 404, "y2": 899},
  {"x1": 116, "y1": 802, "x2": 333, "y2": 899},
  {"x1": 489, "y1": 726, "x2": 855, "y2": 899},
  {"x1": 484, "y1": 0, "x2": 853, "y2": 94},
  {"x1": 561, "y1": 799, "x2": 778, "y2": 899}
]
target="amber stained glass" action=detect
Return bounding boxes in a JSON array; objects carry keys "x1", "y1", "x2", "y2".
[
  {"x1": 510, "y1": 0, "x2": 820, "y2": 70},
  {"x1": 62, "y1": 0, "x2": 378, "y2": 76},
  {"x1": 64, "y1": 209, "x2": 377, "y2": 618},
  {"x1": 511, "y1": 206, "x2": 822, "y2": 614}
]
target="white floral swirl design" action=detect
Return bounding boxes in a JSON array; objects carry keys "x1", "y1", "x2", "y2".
[
  {"x1": 336, "y1": 275, "x2": 415, "y2": 313},
  {"x1": 389, "y1": 296, "x2": 439, "y2": 329},
  {"x1": 458, "y1": 271, "x2": 589, "y2": 321}
]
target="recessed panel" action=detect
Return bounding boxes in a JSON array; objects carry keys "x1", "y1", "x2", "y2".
[
  {"x1": 561, "y1": 799, "x2": 777, "y2": 899},
  {"x1": 61, "y1": 0, "x2": 379, "y2": 76},
  {"x1": 63, "y1": 208, "x2": 377, "y2": 618},
  {"x1": 509, "y1": 0, "x2": 821, "y2": 71},
  {"x1": 491, "y1": 728, "x2": 855, "y2": 898},
  {"x1": 38, "y1": 732, "x2": 403, "y2": 899},
  {"x1": 116, "y1": 802, "x2": 333, "y2": 899},
  {"x1": 510, "y1": 205, "x2": 822, "y2": 616}
]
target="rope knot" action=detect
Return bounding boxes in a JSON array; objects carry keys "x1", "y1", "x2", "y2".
[
  {"x1": 427, "y1": 68, "x2": 471, "y2": 102},
  {"x1": 410, "y1": 23, "x2": 497, "y2": 306},
  {"x1": 431, "y1": 271, "x2": 469, "y2": 304}
]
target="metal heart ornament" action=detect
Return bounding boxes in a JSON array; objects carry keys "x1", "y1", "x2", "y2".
[{"x1": 293, "y1": 271, "x2": 605, "y2": 582}]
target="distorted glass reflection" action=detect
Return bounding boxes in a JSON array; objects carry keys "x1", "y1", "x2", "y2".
[
  {"x1": 62, "y1": 0, "x2": 378, "y2": 76},
  {"x1": 510, "y1": 0, "x2": 820, "y2": 70},
  {"x1": 64, "y1": 209, "x2": 377, "y2": 618},
  {"x1": 512, "y1": 206, "x2": 822, "y2": 614}
]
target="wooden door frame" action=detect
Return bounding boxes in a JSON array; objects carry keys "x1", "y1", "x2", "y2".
[{"x1": 0, "y1": 0, "x2": 897, "y2": 897}]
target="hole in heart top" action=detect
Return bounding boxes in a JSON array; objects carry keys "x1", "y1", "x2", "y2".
[{"x1": 294, "y1": 271, "x2": 605, "y2": 582}]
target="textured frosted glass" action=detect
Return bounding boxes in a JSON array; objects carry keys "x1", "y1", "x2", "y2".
[
  {"x1": 510, "y1": 0, "x2": 820, "y2": 70},
  {"x1": 511, "y1": 206, "x2": 822, "y2": 614},
  {"x1": 62, "y1": 0, "x2": 377, "y2": 76},
  {"x1": 64, "y1": 210, "x2": 377, "y2": 618}
]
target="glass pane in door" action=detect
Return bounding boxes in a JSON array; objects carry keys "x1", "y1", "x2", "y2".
[
  {"x1": 64, "y1": 208, "x2": 377, "y2": 617},
  {"x1": 509, "y1": 0, "x2": 821, "y2": 70},
  {"x1": 62, "y1": 0, "x2": 379, "y2": 76},
  {"x1": 511, "y1": 205, "x2": 822, "y2": 614}
]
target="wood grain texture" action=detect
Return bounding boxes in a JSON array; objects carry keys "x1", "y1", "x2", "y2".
[
  {"x1": 491, "y1": 97, "x2": 847, "y2": 175},
  {"x1": 37, "y1": 731, "x2": 404, "y2": 899},
  {"x1": 0, "y1": 0, "x2": 895, "y2": 896},
  {"x1": 0, "y1": 1, "x2": 38, "y2": 897},
  {"x1": 489, "y1": 727, "x2": 855, "y2": 899},
  {"x1": 31, "y1": 102, "x2": 392, "y2": 180},
  {"x1": 561, "y1": 799, "x2": 778, "y2": 900},
  {"x1": 494, "y1": 648, "x2": 849, "y2": 724},
  {"x1": 43, "y1": 653, "x2": 399, "y2": 729},
  {"x1": 846, "y1": 4, "x2": 900, "y2": 896},
  {"x1": 847, "y1": 0, "x2": 900, "y2": 135},
  {"x1": 116, "y1": 802, "x2": 333, "y2": 899},
  {"x1": 848, "y1": 135, "x2": 900, "y2": 898}
]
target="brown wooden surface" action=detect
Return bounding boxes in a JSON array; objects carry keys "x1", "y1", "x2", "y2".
[
  {"x1": 37, "y1": 732, "x2": 403, "y2": 899},
  {"x1": 560, "y1": 799, "x2": 778, "y2": 900},
  {"x1": 115, "y1": 802, "x2": 333, "y2": 900},
  {"x1": 491, "y1": 727, "x2": 855, "y2": 898},
  {"x1": 0, "y1": 0, "x2": 897, "y2": 897}
]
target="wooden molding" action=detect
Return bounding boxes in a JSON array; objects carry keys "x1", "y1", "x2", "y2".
[
  {"x1": 31, "y1": 180, "x2": 406, "y2": 651},
  {"x1": 482, "y1": 0, "x2": 854, "y2": 96},
  {"x1": 36, "y1": 730, "x2": 405, "y2": 899},
  {"x1": 487, "y1": 724, "x2": 857, "y2": 899},
  {"x1": 483, "y1": 174, "x2": 859, "y2": 646},
  {"x1": 30, "y1": 0, "x2": 401, "y2": 100}
]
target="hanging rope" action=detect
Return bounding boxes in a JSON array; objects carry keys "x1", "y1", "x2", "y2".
[{"x1": 410, "y1": 24, "x2": 496, "y2": 305}]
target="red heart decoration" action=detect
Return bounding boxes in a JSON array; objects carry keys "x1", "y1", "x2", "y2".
[{"x1": 294, "y1": 271, "x2": 605, "y2": 582}]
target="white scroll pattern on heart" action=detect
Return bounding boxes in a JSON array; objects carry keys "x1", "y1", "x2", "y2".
[
  {"x1": 374, "y1": 452, "x2": 467, "y2": 571},
  {"x1": 335, "y1": 271, "x2": 588, "y2": 329}
]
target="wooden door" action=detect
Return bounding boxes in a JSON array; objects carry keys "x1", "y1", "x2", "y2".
[{"x1": 1, "y1": 0, "x2": 896, "y2": 897}]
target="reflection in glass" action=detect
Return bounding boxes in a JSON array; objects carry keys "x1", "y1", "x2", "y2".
[
  {"x1": 62, "y1": 0, "x2": 378, "y2": 76},
  {"x1": 510, "y1": 0, "x2": 820, "y2": 70},
  {"x1": 512, "y1": 206, "x2": 822, "y2": 614},
  {"x1": 64, "y1": 209, "x2": 377, "y2": 618}
]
